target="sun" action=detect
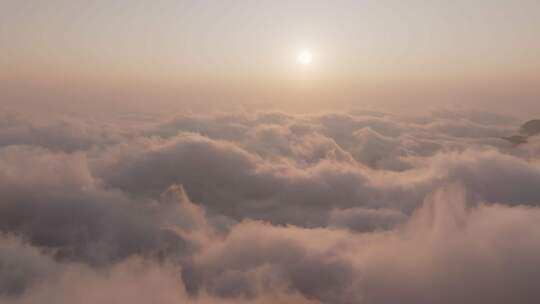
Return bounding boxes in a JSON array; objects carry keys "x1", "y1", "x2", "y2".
[{"x1": 297, "y1": 50, "x2": 313, "y2": 65}]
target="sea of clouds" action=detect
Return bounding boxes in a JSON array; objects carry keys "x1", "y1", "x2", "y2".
[{"x1": 1, "y1": 107, "x2": 540, "y2": 304}]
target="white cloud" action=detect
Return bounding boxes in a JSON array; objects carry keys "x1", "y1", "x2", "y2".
[{"x1": 1, "y1": 108, "x2": 540, "y2": 303}]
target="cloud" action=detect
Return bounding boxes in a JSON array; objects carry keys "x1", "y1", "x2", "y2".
[
  {"x1": 0, "y1": 236, "x2": 60, "y2": 296},
  {"x1": 0, "y1": 146, "x2": 191, "y2": 266},
  {"x1": 328, "y1": 207, "x2": 407, "y2": 231},
  {"x1": 1, "y1": 107, "x2": 540, "y2": 303},
  {"x1": 0, "y1": 111, "x2": 125, "y2": 152}
]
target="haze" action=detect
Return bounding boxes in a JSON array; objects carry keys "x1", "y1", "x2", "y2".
[{"x1": 1, "y1": 0, "x2": 540, "y2": 113}]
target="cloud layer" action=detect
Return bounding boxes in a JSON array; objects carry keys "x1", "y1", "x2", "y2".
[{"x1": 1, "y1": 108, "x2": 540, "y2": 304}]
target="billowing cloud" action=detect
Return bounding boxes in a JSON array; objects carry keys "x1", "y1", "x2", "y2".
[{"x1": 1, "y1": 108, "x2": 540, "y2": 303}]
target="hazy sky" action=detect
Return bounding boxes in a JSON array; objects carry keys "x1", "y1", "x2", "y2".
[{"x1": 1, "y1": 0, "x2": 539, "y2": 112}]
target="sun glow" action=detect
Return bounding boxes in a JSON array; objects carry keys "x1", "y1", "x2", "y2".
[{"x1": 297, "y1": 50, "x2": 314, "y2": 65}]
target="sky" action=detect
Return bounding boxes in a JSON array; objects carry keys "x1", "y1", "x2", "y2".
[{"x1": 1, "y1": 0, "x2": 540, "y2": 113}]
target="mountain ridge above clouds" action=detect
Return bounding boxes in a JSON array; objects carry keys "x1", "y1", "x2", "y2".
[
  {"x1": 520, "y1": 120, "x2": 540, "y2": 136},
  {"x1": 503, "y1": 119, "x2": 540, "y2": 145}
]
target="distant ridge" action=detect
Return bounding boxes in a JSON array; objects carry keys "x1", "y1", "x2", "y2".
[
  {"x1": 503, "y1": 119, "x2": 540, "y2": 145},
  {"x1": 520, "y1": 120, "x2": 540, "y2": 137}
]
